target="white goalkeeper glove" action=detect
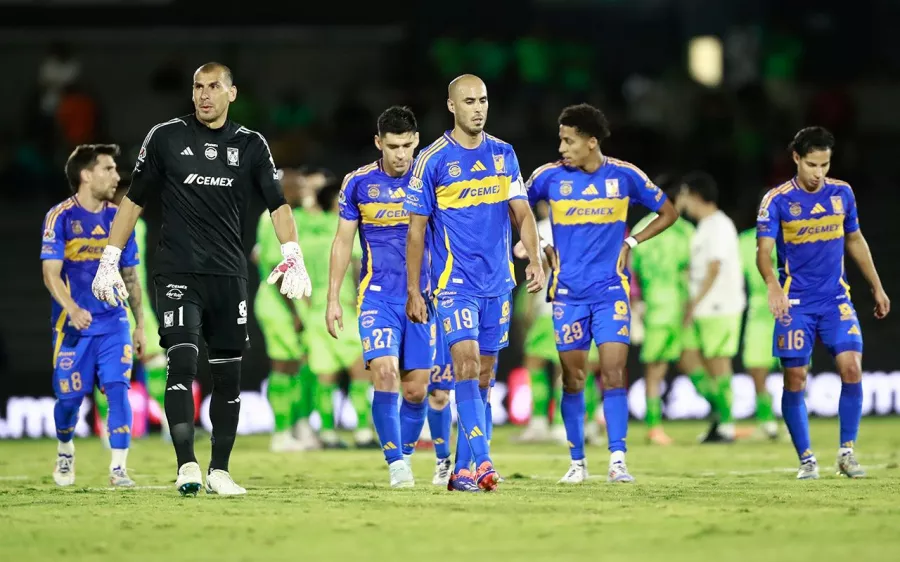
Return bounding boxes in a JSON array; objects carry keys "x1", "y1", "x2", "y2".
[
  {"x1": 267, "y1": 241, "x2": 311, "y2": 299},
  {"x1": 92, "y1": 246, "x2": 128, "y2": 307}
]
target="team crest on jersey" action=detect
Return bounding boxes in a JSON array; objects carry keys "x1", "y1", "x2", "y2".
[
  {"x1": 553, "y1": 306, "x2": 565, "y2": 320},
  {"x1": 605, "y1": 179, "x2": 620, "y2": 198},
  {"x1": 493, "y1": 155, "x2": 505, "y2": 173},
  {"x1": 361, "y1": 315, "x2": 375, "y2": 329},
  {"x1": 757, "y1": 207, "x2": 769, "y2": 221},
  {"x1": 409, "y1": 177, "x2": 423, "y2": 192},
  {"x1": 448, "y1": 162, "x2": 461, "y2": 178},
  {"x1": 368, "y1": 185, "x2": 380, "y2": 198},
  {"x1": 43, "y1": 229, "x2": 55, "y2": 242},
  {"x1": 789, "y1": 202, "x2": 802, "y2": 217},
  {"x1": 831, "y1": 196, "x2": 844, "y2": 214},
  {"x1": 559, "y1": 181, "x2": 573, "y2": 196},
  {"x1": 205, "y1": 146, "x2": 218, "y2": 160},
  {"x1": 227, "y1": 147, "x2": 239, "y2": 166},
  {"x1": 71, "y1": 220, "x2": 83, "y2": 235}
]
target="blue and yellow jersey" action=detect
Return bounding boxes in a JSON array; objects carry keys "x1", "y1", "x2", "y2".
[
  {"x1": 757, "y1": 177, "x2": 859, "y2": 305},
  {"x1": 403, "y1": 131, "x2": 526, "y2": 297},
  {"x1": 40, "y1": 196, "x2": 139, "y2": 336},
  {"x1": 527, "y1": 157, "x2": 666, "y2": 304},
  {"x1": 340, "y1": 160, "x2": 428, "y2": 305}
]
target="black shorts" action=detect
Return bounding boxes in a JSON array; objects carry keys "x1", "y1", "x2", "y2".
[{"x1": 154, "y1": 273, "x2": 249, "y2": 351}]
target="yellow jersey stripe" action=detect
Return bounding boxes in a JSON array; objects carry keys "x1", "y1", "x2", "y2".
[
  {"x1": 759, "y1": 181, "x2": 793, "y2": 212},
  {"x1": 550, "y1": 198, "x2": 629, "y2": 225},
  {"x1": 436, "y1": 227, "x2": 455, "y2": 291},
  {"x1": 609, "y1": 158, "x2": 649, "y2": 181},
  {"x1": 781, "y1": 214, "x2": 844, "y2": 245},
  {"x1": 357, "y1": 241, "x2": 374, "y2": 313},
  {"x1": 45, "y1": 199, "x2": 75, "y2": 232},
  {"x1": 530, "y1": 161, "x2": 564, "y2": 182},
  {"x1": 413, "y1": 138, "x2": 448, "y2": 179},
  {"x1": 341, "y1": 162, "x2": 378, "y2": 192},
  {"x1": 484, "y1": 133, "x2": 510, "y2": 146}
]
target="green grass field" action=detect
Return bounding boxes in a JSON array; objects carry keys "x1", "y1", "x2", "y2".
[{"x1": 3, "y1": 419, "x2": 900, "y2": 562}]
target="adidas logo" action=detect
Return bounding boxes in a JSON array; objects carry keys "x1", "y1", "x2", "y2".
[
  {"x1": 180, "y1": 147, "x2": 194, "y2": 156},
  {"x1": 848, "y1": 325, "x2": 860, "y2": 335},
  {"x1": 166, "y1": 383, "x2": 189, "y2": 391},
  {"x1": 383, "y1": 441, "x2": 397, "y2": 451},
  {"x1": 91, "y1": 225, "x2": 106, "y2": 236},
  {"x1": 811, "y1": 203, "x2": 826, "y2": 214},
  {"x1": 470, "y1": 160, "x2": 487, "y2": 172},
  {"x1": 582, "y1": 184, "x2": 599, "y2": 195},
  {"x1": 617, "y1": 325, "x2": 629, "y2": 336},
  {"x1": 468, "y1": 426, "x2": 484, "y2": 438},
  {"x1": 391, "y1": 187, "x2": 406, "y2": 199}
]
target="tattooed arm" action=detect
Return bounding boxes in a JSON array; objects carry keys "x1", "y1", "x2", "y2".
[{"x1": 121, "y1": 266, "x2": 147, "y2": 359}]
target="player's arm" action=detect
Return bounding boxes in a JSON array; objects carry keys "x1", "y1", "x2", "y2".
[
  {"x1": 630, "y1": 199, "x2": 677, "y2": 246},
  {"x1": 687, "y1": 260, "x2": 721, "y2": 320},
  {"x1": 326, "y1": 218, "x2": 359, "y2": 338},
  {"x1": 406, "y1": 212, "x2": 429, "y2": 323},
  {"x1": 42, "y1": 260, "x2": 92, "y2": 331},
  {"x1": 509, "y1": 157, "x2": 545, "y2": 293},
  {"x1": 842, "y1": 189, "x2": 889, "y2": 317},
  {"x1": 755, "y1": 193, "x2": 790, "y2": 320}
]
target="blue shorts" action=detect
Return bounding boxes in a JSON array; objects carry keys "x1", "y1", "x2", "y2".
[
  {"x1": 774, "y1": 298, "x2": 863, "y2": 367},
  {"x1": 436, "y1": 291, "x2": 512, "y2": 354},
  {"x1": 552, "y1": 286, "x2": 631, "y2": 352},
  {"x1": 52, "y1": 324, "x2": 133, "y2": 399},
  {"x1": 427, "y1": 359, "x2": 497, "y2": 392},
  {"x1": 358, "y1": 297, "x2": 435, "y2": 371}
]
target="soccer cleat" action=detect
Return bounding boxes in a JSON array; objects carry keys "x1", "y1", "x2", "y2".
[
  {"x1": 837, "y1": 452, "x2": 866, "y2": 479},
  {"x1": 607, "y1": 461, "x2": 635, "y2": 483},
  {"x1": 514, "y1": 417, "x2": 551, "y2": 443},
  {"x1": 109, "y1": 466, "x2": 135, "y2": 487},
  {"x1": 475, "y1": 461, "x2": 500, "y2": 491},
  {"x1": 585, "y1": 422, "x2": 606, "y2": 446},
  {"x1": 320, "y1": 430, "x2": 349, "y2": 450},
  {"x1": 389, "y1": 460, "x2": 415, "y2": 488},
  {"x1": 403, "y1": 454, "x2": 413, "y2": 469},
  {"x1": 749, "y1": 421, "x2": 779, "y2": 442},
  {"x1": 698, "y1": 420, "x2": 735, "y2": 444},
  {"x1": 53, "y1": 454, "x2": 75, "y2": 487},
  {"x1": 559, "y1": 459, "x2": 588, "y2": 484},
  {"x1": 270, "y1": 431, "x2": 307, "y2": 453},
  {"x1": 432, "y1": 457, "x2": 452, "y2": 486},
  {"x1": 447, "y1": 469, "x2": 480, "y2": 492},
  {"x1": 797, "y1": 458, "x2": 819, "y2": 480},
  {"x1": 205, "y1": 469, "x2": 247, "y2": 495},
  {"x1": 647, "y1": 427, "x2": 674, "y2": 446},
  {"x1": 354, "y1": 427, "x2": 380, "y2": 449},
  {"x1": 175, "y1": 461, "x2": 203, "y2": 496}
]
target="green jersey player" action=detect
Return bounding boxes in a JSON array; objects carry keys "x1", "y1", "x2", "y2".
[{"x1": 631, "y1": 180, "x2": 709, "y2": 445}]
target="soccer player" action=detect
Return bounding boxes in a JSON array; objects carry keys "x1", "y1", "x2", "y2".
[
  {"x1": 327, "y1": 106, "x2": 431, "y2": 487},
  {"x1": 405, "y1": 74, "x2": 545, "y2": 492},
  {"x1": 427, "y1": 356, "x2": 455, "y2": 486},
  {"x1": 631, "y1": 178, "x2": 704, "y2": 445},
  {"x1": 92, "y1": 62, "x2": 311, "y2": 496},
  {"x1": 679, "y1": 172, "x2": 746, "y2": 443},
  {"x1": 738, "y1": 199, "x2": 779, "y2": 440},
  {"x1": 526, "y1": 103, "x2": 678, "y2": 484},
  {"x1": 41, "y1": 144, "x2": 142, "y2": 487},
  {"x1": 756, "y1": 126, "x2": 890, "y2": 479}
]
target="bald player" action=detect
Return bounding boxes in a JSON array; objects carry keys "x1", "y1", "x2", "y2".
[{"x1": 404, "y1": 75, "x2": 545, "y2": 492}]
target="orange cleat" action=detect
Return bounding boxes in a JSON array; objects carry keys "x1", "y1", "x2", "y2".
[
  {"x1": 475, "y1": 461, "x2": 500, "y2": 491},
  {"x1": 648, "y1": 427, "x2": 674, "y2": 446}
]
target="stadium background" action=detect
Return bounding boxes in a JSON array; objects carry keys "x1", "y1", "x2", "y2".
[{"x1": 1, "y1": 0, "x2": 898, "y2": 436}]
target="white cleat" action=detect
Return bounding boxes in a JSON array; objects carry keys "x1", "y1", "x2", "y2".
[
  {"x1": 53, "y1": 454, "x2": 75, "y2": 487},
  {"x1": 607, "y1": 461, "x2": 635, "y2": 483},
  {"x1": 175, "y1": 461, "x2": 203, "y2": 496},
  {"x1": 270, "y1": 431, "x2": 307, "y2": 453},
  {"x1": 559, "y1": 459, "x2": 588, "y2": 484},
  {"x1": 515, "y1": 418, "x2": 551, "y2": 443},
  {"x1": 389, "y1": 459, "x2": 415, "y2": 488},
  {"x1": 109, "y1": 466, "x2": 135, "y2": 487},
  {"x1": 403, "y1": 454, "x2": 413, "y2": 469},
  {"x1": 837, "y1": 452, "x2": 866, "y2": 479},
  {"x1": 797, "y1": 458, "x2": 819, "y2": 480},
  {"x1": 432, "y1": 457, "x2": 452, "y2": 486},
  {"x1": 205, "y1": 469, "x2": 247, "y2": 496}
]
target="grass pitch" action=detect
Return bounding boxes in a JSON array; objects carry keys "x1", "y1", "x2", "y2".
[{"x1": 2, "y1": 419, "x2": 900, "y2": 562}]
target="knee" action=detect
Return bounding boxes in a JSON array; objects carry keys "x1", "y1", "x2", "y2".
[
  {"x1": 600, "y1": 365, "x2": 626, "y2": 389},
  {"x1": 372, "y1": 362, "x2": 399, "y2": 390},
  {"x1": 402, "y1": 382, "x2": 427, "y2": 404},
  {"x1": 103, "y1": 382, "x2": 130, "y2": 405},
  {"x1": 457, "y1": 357, "x2": 480, "y2": 381},
  {"x1": 783, "y1": 369, "x2": 807, "y2": 392},
  {"x1": 840, "y1": 361, "x2": 863, "y2": 384},
  {"x1": 165, "y1": 338, "x2": 199, "y2": 379},
  {"x1": 429, "y1": 390, "x2": 450, "y2": 409},
  {"x1": 208, "y1": 349, "x2": 242, "y2": 398},
  {"x1": 561, "y1": 364, "x2": 586, "y2": 393}
]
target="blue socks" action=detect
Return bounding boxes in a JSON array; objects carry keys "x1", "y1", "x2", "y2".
[
  {"x1": 400, "y1": 398, "x2": 427, "y2": 455},
  {"x1": 839, "y1": 382, "x2": 862, "y2": 448},
  {"x1": 105, "y1": 383, "x2": 133, "y2": 450},
  {"x1": 603, "y1": 388, "x2": 628, "y2": 454},
  {"x1": 372, "y1": 391, "x2": 403, "y2": 465},
  {"x1": 479, "y1": 386, "x2": 493, "y2": 444},
  {"x1": 561, "y1": 391, "x2": 586, "y2": 461},
  {"x1": 453, "y1": 414, "x2": 473, "y2": 473},
  {"x1": 54, "y1": 397, "x2": 81, "y2": 442},
  {"x1": 428, "y1": 403, "x2": 452, "y2": 460},
  {"x1": 454, "y1": 379, "x2": 490, "y2": 467},
  {"x1": 782, "y1": 390, "x2": 813, "y2": 460}
]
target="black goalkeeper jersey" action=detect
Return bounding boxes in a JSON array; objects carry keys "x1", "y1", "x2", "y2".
[{"x1": 127, "y1": 114, "x2": 286, "y2": 279}]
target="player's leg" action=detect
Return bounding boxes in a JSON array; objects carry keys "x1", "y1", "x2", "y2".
[
  {"x1": 774, "y1": 308, "x2": 818, "y2": 479},
  {"x1": 155, "y1": 274, "x2": 204, "y2": 495},
  {"x1": 641, "y1": 324, "x2": 677, "y2": 445},
  {"x1": 591, "y1": 292, "x2": 635, "y2": 482},
  {"x1": 305, "y1": 323, "x2": 346, "y2": 449},
  {"x1": 258, "y1": 303, "x2": 305, "y2": 451},
  {"x1": 695, "y1": 315, "x2": 742, "y2": 443},
  {"x1": 437, "y1": 292, "x2": 492, "y2": 491},
  {"x1": 293, "y1": 362, "x2": 319, "y2": 447},
  {"x1": 51, "y1": 332, "x2": 91, "y2": 486},
  {"x1": 742, "y1": 317, "x2": 778, "y2": 439},
  {"x1": 520, "y1": 313, "x2": 557, "y2": 442},
  {"x1": 583, "y1": 350, "x2": 605, "y2": 446},
  {"x1": 141, "y1": 301, "x2": 168, "y2": 441},
  {"x1": 398, "y1": 316, "x2": 435, "y2": 465},
  {"x1": 427, "y1": 384, "x2": 453, "y2": 485},
  {"x1": 679, "y1": 323, "x2": 715, "y2": 406},
  {"x1": 96, "y1": 324, "x2": 137, "y2": 486},
  {"x1": 200, "y1": 276, "x2": 251, "y2": 496},
  {"x1": 552, "y1": 302, "x2": 593, "y2": 483},
  {"x1": 820, "y1": 300, "x2": 865, "y2": 477}
]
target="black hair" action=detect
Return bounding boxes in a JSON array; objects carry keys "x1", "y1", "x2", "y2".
[
  {"x1": 789, "y1": 126, "x2": 835, "y2": 157},
  {"x1": 377, "y1": 106, "x2": 418, "y2": 137},
  {"x1": 680, "y1": 171, "x2": 718, "y2": 204},
  {"x1": 64, "y1": 144, "x2": 120, "y2": 192},
  {"x1": 558, "y1": 103, "x2": 611, "y2": 144},
  {"x1": 316, "y1": 178, "x2": 342, "y2": 212}
]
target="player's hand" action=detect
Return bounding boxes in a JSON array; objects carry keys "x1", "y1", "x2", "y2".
[
  {"x1": 132, "y1": 326, "x2": 146, "y2": 360},
  {"x1": 268, "y1": 242, "x2": 312, "y2": 299},
  {"x1": 767, "y1": 283, "x2": 791, "y2": 320},
  {"x1": 92, "y1": 246, "x2": 128, "y2": 307},
  {"x1": 325, "y1": 299, "x2": 343, "y2": 339},
  {"x1": 616, "y1": 243, "x2": 630, "y2": 275},
  {"x1": 543, "y1": 244, "x2": 558, "y2": 271},
  {"x1": 872, "y1": 287, "x2": 891, "y2": 319},
  {"x1": 406, "y1": 291, "x2": 429, "y2": 324},
  {"x1": 524, "y1": 259, "x2": 545, "y2": 293},
  {"x1": 68, "y1": 307, "x2": 93, "y2": 331}
]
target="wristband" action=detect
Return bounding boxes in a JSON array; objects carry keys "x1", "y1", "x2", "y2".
[{"x1": 624, "y1": 236, "x2": 638, "y2": 249}]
